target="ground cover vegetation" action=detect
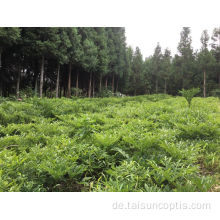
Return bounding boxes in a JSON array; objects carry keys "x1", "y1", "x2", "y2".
[{"x1": 0, "y1": 95, "x2": 219, "y2": 191}]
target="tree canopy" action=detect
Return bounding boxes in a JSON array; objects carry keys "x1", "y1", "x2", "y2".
[{"x1": 0, "y1": 27, "x2": 220, "y2": 98}]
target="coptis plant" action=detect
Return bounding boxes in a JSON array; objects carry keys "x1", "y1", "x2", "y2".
[
  {"x1": 179, "y1": 88, "x2": 200, "y2": 107},
  {"x1": 0, "y1": 94, "x2": 219, "y2": 192}
]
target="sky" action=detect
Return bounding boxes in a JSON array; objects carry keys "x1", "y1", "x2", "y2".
[
  {"x1": 0, "y1": 0, "x2": 219, "y2": 60},
  {"x1": 125, "y1": 26, "x2": 216, "y2": 59}
]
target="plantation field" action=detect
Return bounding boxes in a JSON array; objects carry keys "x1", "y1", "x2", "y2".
[{"x1": 0, "y1": 94, "x2": 219, "y2": 192}]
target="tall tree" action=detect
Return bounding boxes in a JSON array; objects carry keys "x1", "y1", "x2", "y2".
[
  {"x1": 142, "y1": 56, "x2": 154, "y2": 94},
  {"x1": 106, "y1": 28, "x2": 117, "y2": 92},
  {"x1": 22, "y1": 28, "x2": 59, "y2": 97},
  {"x1": 152, "y1": 43, "x2": 162, "y2": 93},
  {"x1": 0, "y1": 28, "x2": 20, "y2": 69},
  {"x1": 161, "y1": 48, "x2": 172, "y2": 94},
  {"x1": 112, "y1": 27, "x2": 126, "y2": 93},
  {"x1": 211, "y1": 27, "x2": 220, "y2": 87},
  {"x1": 66, "y1": 28, "x2": 82, "y2": 98},
  {"x1": 94, "y1": 28, "x2": 109, "y2": 92},
  {"x1": 80, "y1": 28, "x2": 98, "y2": 97},
  {"x1": 0, "y1": 28, "x2": 20, "y2": 96},
  {"x1": 132, "y1": 47, "x2": 144, "y2": 95},
  {"x1": 123, "y1": 46, "x2": 133, "y2": 94},
  {"x1": 53, "y1": 28, "x2": 71, "y2": 98},
  {"x1": 177, "y1": 27, "x2": 194, "y2": 89},
  {"x1": 198, "y1": 30, "x2": 215, "y2": 97}
]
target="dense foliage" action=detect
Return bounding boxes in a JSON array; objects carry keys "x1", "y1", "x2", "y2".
[
  {"x1": 0, "y1": 95, "x2": 219, "y2": 192},
  {"x1": 0, "y1": 27, "x2": 220, "y2": 98}
]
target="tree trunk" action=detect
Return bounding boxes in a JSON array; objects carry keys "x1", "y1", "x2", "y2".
[
  {"x1": 88, "y1": 72, "x2": 92, "y2": 98},
  {"x1": 34, "y1": 75, "x2": 38, "y2": 96},
  {"x1": 50, "y1": 84, "x2": 52, "y2": 97},
  {"x1": 203, "y1": 70, "x2": 206, "y2": 98},
  {"x1": 219, "y1": 74, "x2": 220, "y2": 88},
  {"x1": 59, "y1": 85, "x2": 62, "y2": 98},
  {"x1": 0, "y1": 52, "x2": 2, "y2": 69},
  {"x1": 99, "y1": 75, "x2": 102, "y2": 92},
  {"x1": 56, "y1": 63, "x2": 60, "y2": 98},
  {"x1": 105, "y1": 77, "x2": 108, "y2": 89},
  {"x1": 44, "y1": 83, "x2": 47, "y2": 97},
  {"x1": 39, "y1": 55, "x2": 45, "y2": 98},
  {"x1": 16, "y1": 66, "x2": 21, "y2": 99},
  {"x1": 67, "y1": 63, "x2": 72, "y2": 98},
  {"x1": 164, "y1": 78, "x2": 167, "y2": 94},
  {"x1": 76, "y1": 70, "x2": 79, "y2": 96},
  {"x1": 0, "y1": 81, "x2": 2, "y2": 97},
  {"x1": 155, "y1": 77, "x2": 158, "y2": 93},
  {"x1": 0, "y1": 50, "x2": 3, "y2": 96},
  {"x1": 182, "y1": 72, "x2": 185, "y2": 89},
  {"x1": 92, "y1": 75, "x2": 95, "y2": 98},
  {"x1": 112, "y1": 74, "x2": 114, "y2": 93},
  {"x1": 116, "y1": 78, "x2": 119, "y2": 93}
]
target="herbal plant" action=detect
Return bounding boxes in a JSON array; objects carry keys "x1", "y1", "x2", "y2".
[
  {"x1": 0, "y1": 94, "x2": 219, "y2": 192},
  {"x1": 179, "y1": 88, "x2": 200, "y2": 107}
]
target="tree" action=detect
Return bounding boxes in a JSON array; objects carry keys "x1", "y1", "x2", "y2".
[
  {"x1": 112, "y1": 27, "x2": 126, "y2": 93},
  {"x1": 152, "y1": 43, "x2": 163, "y2": 93},
  {"x1": 0, "y1": 28, "x2": 20, "y2": 69},
  {"x1": 211, "y1": 27, "x2": 220, "y2": 87},
  {"x1": 132, "y1": 47, "x2": 144, "y2": 95},
  {"x1": 123, "y1": 46, "x2": 133, "y2": 94},
  {"x1": 142, "y1": 56, "x2": 154, "y2": 94},
  {"x1": 0, "y1": 28, "x2": 20, "y2": 96},
  {"x1": 66, "y1": 28, "x2": 82, "y2": 98},
  {"x1": 22, "y1": 28, "x2": 60, "y2": 98},
  {"x1": 198, "y1": 30, "x2": 215, "y2": 97},
  {"x1": 106, "y1": 28, "x2": 117, "y2": 92},
  {"x1": 94, "y1": 28, "x2": 109, "y2": 92},
  {"x1": 177, "y1": 27, "x2": 194, "y2": 89},
  {"x1": 53, "y1": 28, "x2": 71, "y2": 98},
  {"x1": 161, "y1": 48, "x2": 172, "y2": 94},
  {"x1": 80, "y1": 28, "x2": 98, "y2": 97}
]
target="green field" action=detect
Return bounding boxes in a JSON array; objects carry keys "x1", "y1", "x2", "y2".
[{"x1": 0, "y1": 95, "x2": 219, "y2": 192}]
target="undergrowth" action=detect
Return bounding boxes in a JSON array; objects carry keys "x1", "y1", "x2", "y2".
[{"x1": 0, "y1": 94, "x2": 219, "y2": 192}]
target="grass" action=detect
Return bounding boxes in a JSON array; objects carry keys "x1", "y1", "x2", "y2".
[{"x1": 0, "y1": 94, "x2": 219, "y2": 192}]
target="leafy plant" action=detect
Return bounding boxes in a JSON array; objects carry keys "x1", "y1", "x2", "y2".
[
  {"x1": 179, "y1": 88, "x2": 200, "y2": 107},
  {"x1": 0, "y1": 94, "x2": 219, "y2": 192}
]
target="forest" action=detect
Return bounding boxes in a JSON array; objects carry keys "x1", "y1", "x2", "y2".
[
  {"x1": 0, "y1": 27, "x2": 219, "y2": 192},
  {"x1": 0, "y1": 27, "x2": 220, "y2": 98}
]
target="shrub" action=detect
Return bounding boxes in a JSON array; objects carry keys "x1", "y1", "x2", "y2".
[
  {"x1": 96, "y1": 89, "x2": 115, "y2": 98},
  {"x1": 20, "y1": 86, "x2": 35, "y2": 98},
  {"x1": 210, "y1": 89, "x2": 220, "y2": 97}
]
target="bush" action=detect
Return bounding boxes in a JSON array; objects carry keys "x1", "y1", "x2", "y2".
[
  {"x1": 210, "y1": 89, "x2": 220, "y2": 97},
  {"x1": 96, "y1": 89, "x2": 115, "y2": 98},
  {"x1": 71, "y1": 87, "x2": 83, "y2": 97},
  {"x1": 20, "y1": 86, "x2": 35, "y2": 98}
]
